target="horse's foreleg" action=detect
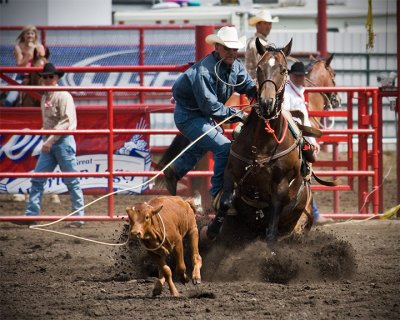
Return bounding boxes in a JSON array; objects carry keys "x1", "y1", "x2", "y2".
[
  {"x1": 293, "y1": 187, "x2": 313, "y2": 236},
  {"x1": 265, "y1": 204, "x2": 281, "y2": 243}
]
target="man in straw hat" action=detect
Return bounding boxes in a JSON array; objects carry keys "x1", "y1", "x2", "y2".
[
  {"x1": 245, "y1": 10, "x2": 279, "y2": 79},
  {"x1": 15, "y1": 63, "x2": 85, "y2": 228},
  {"x1": 164, "y1": 26, "x2": 257, "y2": 241}
]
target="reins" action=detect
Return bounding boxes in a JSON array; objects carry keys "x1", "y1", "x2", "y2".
[
  {"x1": 264, "y1": 117, "x2": 288, "y2": 144},
  {"x1": 305, "y1": 77, "x2": 333, "y2": 109},
  {"x1": 255, "y1": 49, "x2": 289, "y2": 141}
]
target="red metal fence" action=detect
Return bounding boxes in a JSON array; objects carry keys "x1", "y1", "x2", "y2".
[
  {"x1": 0, "y1": 80, "x2": 392, "y2": 222},
  {"x1": 0, "y1": 23, "x2": 398, "y2": 221}
]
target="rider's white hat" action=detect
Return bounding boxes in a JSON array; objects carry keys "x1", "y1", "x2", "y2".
[{"x1": 205, "y1": 26, "x2": 245, "y2": 50}]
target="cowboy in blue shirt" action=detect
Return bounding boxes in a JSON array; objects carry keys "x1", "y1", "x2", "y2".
[{"x1": 165, "y1": 26, "x2": 257, "y2": 240}]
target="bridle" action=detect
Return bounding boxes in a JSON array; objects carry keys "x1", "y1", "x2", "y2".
[{"x1": 256, "y1": 50, "x2": 288, "y2": 121}]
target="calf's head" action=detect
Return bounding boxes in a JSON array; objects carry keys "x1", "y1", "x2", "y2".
[{"x1": 126, "y1": 203, "x2": 163, "y2": 240}]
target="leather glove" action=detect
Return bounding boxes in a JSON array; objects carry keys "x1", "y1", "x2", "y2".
[{"x1": 233, "y1": 110, "x2": 248, "y2": 123}]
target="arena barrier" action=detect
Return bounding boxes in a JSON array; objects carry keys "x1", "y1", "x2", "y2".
[
  {"x1": 0, "y1": 55, "x2": 396, "y2": 221},
  {"x1": 0, "y1": 83, "x2": 388, "y2": 222}
]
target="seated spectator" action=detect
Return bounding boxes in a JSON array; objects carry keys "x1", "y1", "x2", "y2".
[{"x1": 5, "y1": 24, "x2": 45, "y2": 107}]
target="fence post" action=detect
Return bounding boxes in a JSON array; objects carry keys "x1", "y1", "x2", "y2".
[{"x1": 195, "y1": 25, "x2": 215, "y2": 62}]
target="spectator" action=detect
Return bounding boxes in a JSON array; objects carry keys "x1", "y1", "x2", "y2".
[
  {"x1": 14, "y1": 63, "x2": 84, "y2": 227},
  {"x1": 245, "y1": 10, "x2": 279, "y2": 80},
  {"x1": 5, "y1": 25, "x2": 59, "y2": 203},
  {"x1": 4, "y1": 24, "x2": 46, "y2": 107},
  {"x1": 282, "y1": 61, "x2": 324, "y2": 223},
  {"x1": 164, "y1": 26, "x2": 257, "y2": 240}
]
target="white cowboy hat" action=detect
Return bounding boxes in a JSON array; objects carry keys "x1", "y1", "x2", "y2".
[
  {"x1": 205, "y1": 26, "x2": 245, "y2": 49},
  {"x1": 248, "y1": 10, "x2": 279, "y2": 26}
]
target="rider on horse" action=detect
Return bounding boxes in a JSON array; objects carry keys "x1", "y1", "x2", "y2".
[
  {"x1": 163, "y1": 26, "x2": 257, "y2": 240},
  {"x1": 283, "y1": 61, "x2": 320, "y2": 164}
]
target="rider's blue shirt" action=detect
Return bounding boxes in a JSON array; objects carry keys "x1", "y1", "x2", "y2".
[{"x1": 172, "y1": 51, "x2": 256, "y2": 122}]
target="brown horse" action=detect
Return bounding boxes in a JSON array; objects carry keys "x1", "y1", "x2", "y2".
[
  {"x1": 219, "y1": 38, "x2": 313, "y2": 244},
  {"x1": 18, "y1": 48, "x2": 50, "y2": 106},
  {"x1": 305, "y1": 54, "x2": 341, "y2": 129}
]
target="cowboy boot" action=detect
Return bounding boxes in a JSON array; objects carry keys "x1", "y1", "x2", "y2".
[
  {"x1": 302, "y1": 141, "x2": 317, "y2": 163},
  {"x1": 206, "y1": 191, "x2": 233, "y2": 239}
]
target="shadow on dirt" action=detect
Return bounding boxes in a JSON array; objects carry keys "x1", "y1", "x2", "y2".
[{"x1": 111, "y1": 223, "x2": 357, "y2": 285}]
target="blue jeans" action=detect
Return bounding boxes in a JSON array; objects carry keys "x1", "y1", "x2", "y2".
[
  {"x1": 312, "y1": 198, "x2": 320, "y2": 220},
  {"x1": 26, "y1": 135, "x2": 84, "y2": 218},
  {"x1": 174, "y1": 104, "x2": 231, "y2": 197}
]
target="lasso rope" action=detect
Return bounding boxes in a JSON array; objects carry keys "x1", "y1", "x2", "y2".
[
  {"x1": 29, "y1": 104, "x2": 256, "y2": 246},
  {"x1": 320, "y1": 166, "x2": 396, "y2": 226},
  {"x1": 214, "y1": 59, "x2": 247, "y2": 87}
]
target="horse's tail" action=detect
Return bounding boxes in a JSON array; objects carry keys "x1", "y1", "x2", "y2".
[
  {"x1": 156, "y1": 134, "x2": 191, "y2": 170},
  {"x1": 154, "y1": 134, "x2": 190, "y2": 189},
  {"x1": 312, "y1": 171, "x2": 338, "y2": 187}
]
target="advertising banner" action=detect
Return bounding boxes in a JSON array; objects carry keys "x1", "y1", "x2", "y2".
[{"x1": 0, "y1": 108, "x2": 151, "y2": 195}]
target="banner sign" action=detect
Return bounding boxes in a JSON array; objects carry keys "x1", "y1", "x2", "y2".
[
  {"x1": 1, "y1": 45, "x2": 194, "y2": 87},
  {"x1": 0, "y1": 108, "x2": 151, "y2": 195}
]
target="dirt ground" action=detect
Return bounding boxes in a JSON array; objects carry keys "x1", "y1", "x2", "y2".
[{"x1": 0, "y1": 151, "x2": 399, "y2": 320}]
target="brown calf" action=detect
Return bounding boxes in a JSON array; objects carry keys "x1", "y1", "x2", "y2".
[{"x1": 126, "y1": 196, "x2": 202, "y2": 297}]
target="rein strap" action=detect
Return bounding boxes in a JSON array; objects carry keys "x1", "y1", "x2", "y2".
[{"x1": 265, "y1": 117, "x2": 288, "y2": 144}]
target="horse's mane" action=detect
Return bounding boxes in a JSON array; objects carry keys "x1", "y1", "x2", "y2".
[{"x1": 305, "y1": 61, "x2": 317, "y2": 74}]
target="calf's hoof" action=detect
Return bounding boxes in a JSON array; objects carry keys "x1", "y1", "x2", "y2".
[
  {"x1": 192, "y1": 277, "x2": 201, "y2": 285},
  {"x1": 179, "y1": 273, "x2": 189, "y2": 284},
  {"x1": 152, "y1": 281, "x2": 163, "y2": 296}
]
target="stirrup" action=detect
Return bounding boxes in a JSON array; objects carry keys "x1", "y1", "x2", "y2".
[{"x1": 212, "y1": 189, "x2": 223, "y2": 211}]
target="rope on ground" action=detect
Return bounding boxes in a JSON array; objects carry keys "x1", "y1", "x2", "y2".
[
  {"x1": 29, "y1": 104, "x2": 255, "y2": 245},
  {"x1": 320, "y1": 166, "x2": 396, "y2": 226}
]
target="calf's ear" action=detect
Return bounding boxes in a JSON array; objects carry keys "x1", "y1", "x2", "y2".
[
  {"x1": 125, "y1": 206, "x2": 135, "y2": 214},
  {"x1": 151, "y1": 204, "x2": 163, "y2": 216}
]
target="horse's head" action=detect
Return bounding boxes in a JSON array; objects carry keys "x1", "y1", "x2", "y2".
[
  {"x1": 306, "y1": 54, "x2": 341, "y2": 109},
  {"x1": 255, "y1": 38, "x2": 292, "y2": 119}
]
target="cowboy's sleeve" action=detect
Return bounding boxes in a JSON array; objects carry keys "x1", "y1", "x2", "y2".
[{"x1": 193, "y1": 65, "x2": 238, "y2": 119}]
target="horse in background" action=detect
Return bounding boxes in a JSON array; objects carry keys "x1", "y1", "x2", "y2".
[
  {"x1": 18, "y1": 47, "x2": 50, "y2": 106},
  {"x1": 305, "y1": 54, "x2": 341, "y2": 129}
]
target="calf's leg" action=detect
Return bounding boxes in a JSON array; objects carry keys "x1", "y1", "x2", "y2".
[
  {"x1": 151, "y1": 254, "x2": 179, "y2": 297},
  {"x1": 173, "y1": 239, "x2": 189, "y2": 285},
  {"x1": 187, "y1": 227, "x2": 202, "y2": 284}
]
